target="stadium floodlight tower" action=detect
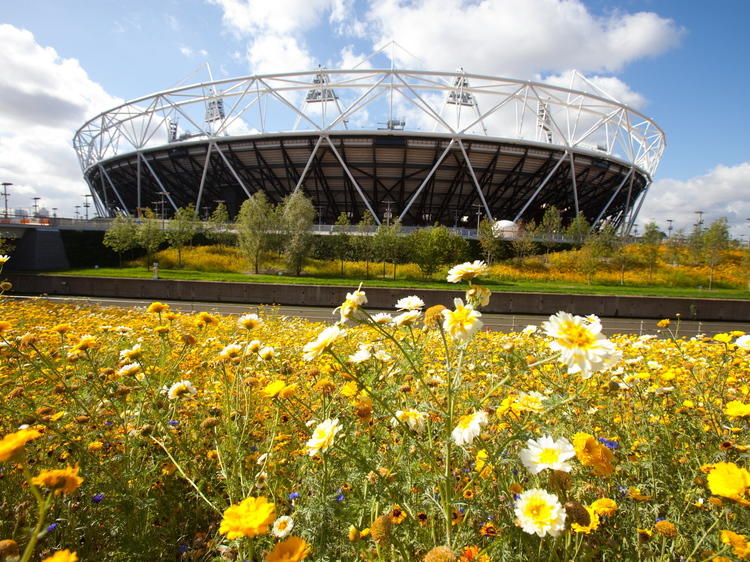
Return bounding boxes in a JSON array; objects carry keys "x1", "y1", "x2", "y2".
[{"x1": 73, "y1": 48, "x2": 665, "y2": 233}]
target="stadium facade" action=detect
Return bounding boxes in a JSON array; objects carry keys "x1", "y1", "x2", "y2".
[{"x1": 73, "y1": 67, "x2": 664, "y2": 231}]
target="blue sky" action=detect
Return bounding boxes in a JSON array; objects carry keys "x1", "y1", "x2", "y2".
[{"x1": 1, "y1": 0, "x2": 749, "y2": 237}]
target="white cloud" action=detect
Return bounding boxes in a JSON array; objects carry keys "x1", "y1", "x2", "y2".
[
  {"x1": 245, "y1": 34, "x2": 314, "y2": 74},
  {"x1": 639, "y1": 163, "x2": 750, "y2": 237},
  {"x1": 363, "y1": 0, "x2": 683, "y2": 78},
  {"x1": 0, "y1": 24, "x2": 120, "y2": 216}
]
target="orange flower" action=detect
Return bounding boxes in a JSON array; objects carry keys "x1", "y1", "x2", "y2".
[
  {"x1": 31, "y1": 465, "x2": 84, "y2": 495},
  {"x1": 0, "y1": 428, "x2": 42, "y2": 462}
]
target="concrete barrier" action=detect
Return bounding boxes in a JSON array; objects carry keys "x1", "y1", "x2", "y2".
[{"x1": 5, "y1": 273, "x2": 750, "y2": 322}]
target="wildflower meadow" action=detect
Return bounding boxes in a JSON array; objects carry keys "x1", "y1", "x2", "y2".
[{"x1": 1, "y1": 261, "x2": 749, "y2": 561}]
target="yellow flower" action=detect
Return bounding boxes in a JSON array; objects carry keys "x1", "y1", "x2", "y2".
[
  {"x1": 147, "y1": 302, "x2": 170, "y2": 314},
  {"x1": 305, "y1": 419, "x2": 342, "y2": 456},
  {"x1": 441, "y1": 299, "x2": 483, "y2": 341},
  {"x1": 465, "y1": 284, "x2": 491, "y2": 307},
  {"x1": 656, "y1": 318, "x2": 670, "y2": 328},
  {"x1": 706, "y1": 462, "x2": 750, "y2": 503},
  {"x1": 446, "y1": 260, "x2": 488, "y2": 283},
  {"x1": 725, "y1": 400, "x2": 750, "y2": 418},
  {"x1": 265, "y1": 536, "x2": 310, "y2": 561},
  {"x1": 219, "y1": 496, "x2": 276, "y2": 539},
  {"x1": 572, "y1": 432, "x2": 614, "y2": 476},
  {"x1": 0, "y1": 428, "x2": 42, "y2": 461},
  {"x1": 720, "y1": 530, "x2": 750, "y2": 559},
  {"x1": 654, "y1": 520, "x2": 677, "y2": 538},
  {"x1": 41, "y1": 550, "x2": 78, "y2": 562},
  {"x1": 571, "y1": 506, "x2": 599, "y2": 534},
  {"x1": 72, "y1": 335, "x2": 99, "y2": 352},
  {"x1": 590, "y1": 498, "x2": 618, "y2": 517},
  {"x1": 263, "y1": 380, "x2": 287, "y2": 398},
  {"x1": 31, "y1": 465, "x2": 84, "y2": 495}
]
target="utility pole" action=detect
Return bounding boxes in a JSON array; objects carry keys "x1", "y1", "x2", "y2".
[{"x1": 1, "y1": 182, "x2": 11, "y2": 219}]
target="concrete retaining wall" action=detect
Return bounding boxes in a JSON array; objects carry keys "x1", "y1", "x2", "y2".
[{"x1": 5, "y1": 273, "x2": 750, "y2": 321}]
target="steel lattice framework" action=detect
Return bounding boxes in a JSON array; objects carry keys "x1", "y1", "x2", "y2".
[{"x1": 73, "y1": 68, "x2": 665, "y2": 230}]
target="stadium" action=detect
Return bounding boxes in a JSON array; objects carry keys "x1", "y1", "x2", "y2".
[{"x1": 73, "y1": 65, "x2": 665, "y2": 232}]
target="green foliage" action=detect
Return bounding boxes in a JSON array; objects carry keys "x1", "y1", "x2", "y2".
[
  {"x1": 407, "y1": 224, "x2": 468, "y2": 278},
  {"x1": 237, "y1": 192, "x2": 276, "y2": 274},
  {"x1": 372, "y1": 219, "x2": 405, "y2": 278},
  {"x1": 639, "y1": 221, "x2": 663, "y2": 281},
  {"x1": 205, "y1": 202, "x2": 235, "y2": 247},
  {"x1": 510, "y1": 220, "x2": 538, "y2": 260},
  {"x1": 135, "y1": 209, "x2": 166, "y2": 266},
  {"x1": 332, "y1": 212, "x2": 352, "y2": 276},
  {"x1": 477, "y1": 217, "x2": 499, "y2": 264},
  {"x1": 167, "y1": 205, "x2": 199, "y2": 268},
  {"x1": 103, "y1": 215, "x2": 138, "y2": 266},
  {"x1": 281, "y1": 190, "x2": 315, "y2": 275},
  {"x1": 703, "y1": 217, "x2": 730, "y2": 289},
  {"x1": 564, "y1": 211, "x2": 590, "y2": 245}
]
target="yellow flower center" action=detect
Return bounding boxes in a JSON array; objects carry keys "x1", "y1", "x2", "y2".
[
  {"x1": 524, "y1": 498, "x2": 552, "y2": 523},
  {"x1": 560, "y1": 322, "x2": 596, "y2": 348},
  {"x1": 538, "y1": 448, "x2": 561, "y2": 465}
]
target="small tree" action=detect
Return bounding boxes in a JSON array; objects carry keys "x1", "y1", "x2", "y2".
[
  {"x1": 702, "y1": 217, "x2": 730, "y2": 290},
  {"x1": 281, "y1": 190, "x2": 315, "y2": 275},
  {"x1": 352, "y1": 211, "x2": 376, "y2": 279},
  {"x1": 565, "y1": 212, "x2": 590, "y2": 246},
  {"x1": 477, "y1": 217, "x2": 498, "y2": 264},
  {"x1": 237, "y1": 192, "x2": 276, "y2": 274},
  {"x1": 408, "y1": 225, "x2": 468, "y2": 279},
  {"x1": 639, "y1": 221, "x2": 663, "y2": 282},
  {"x1": 373, "y1": 219, "x2": 404, "y2": 279},
  {"x1": 167, "y1": 204, "x2": 199, "y2": 268},
  {"x1": 538, "y1": 205, "x2": 563, "y2": 257},
  {"x1": 103, "y1": 214, "x2": 137, "y2": 266},
  {"x1": 206, "y1": 202, "x2": 235, "y2": 248},
  {"x1": 510, "y1": 220, "x2": 538, "y2": 260},
  {"x1": 332, "y1": 212, "x2": 352, "y2": 276},
  {"x1": 135, "y1": 209, "x2": 165, "y2": 267}
]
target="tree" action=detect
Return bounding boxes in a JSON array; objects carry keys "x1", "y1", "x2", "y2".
[
  {"x1": 332, "y1": 212, "x2": 352, "y2": 276},
  {"x1": 237, "y1": 192, "x2": 276, "y2": 274},
  {"x1": 477, "y1": 217, "x2": 499, "y2": 264},
  {"x1": 564, "y1": 212, "x2": 590, "y2": 246},
  {"x1": 135, "y1": 209, "x2": 166, "y2": 267},
  {"x1": 373, "y1": 219, "x2": 404, "y2": 279},
  {"x1": 510, "y1": 220, "x2": 537, "y2": 260},
  {"x1": 538, "y1": 205, "x2": 563, "y2": 257},
  {"x1": 408, "y1": 225, "x2": 468, "y2": 279},
  {"x1": 281, "y1": 190, "x2": 315, "y2": 275},
  {"x1": 352, "y1": 211, "x2": 376, "y2": 279},
  {"x1": 103, "y1": 214, "x2": 137, "y2": 266},
  {"x1": 167, "y1": 204, "x2": 199, "y2": 268},
  {"x1": 702, "y1": 217, "x2": 730, "y2": 290},
  {"x1": 206, "y1": 202, "x2": 235, "y2": 247},
  {"x1": 639, "y1": 221, "x2": 663, "y2": 282}
]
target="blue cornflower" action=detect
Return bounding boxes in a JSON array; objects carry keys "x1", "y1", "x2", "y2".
[
  {"x1": 289, "y1": 491, "x2": 300, "y2": 500},
  {"x1": 47, "y1": 522, "x2": 59, "y2": 532},
  {"x1": 92, "y1": 493, "x2": 105, "y2": 503},
  {"x1": 168, "y1": 420, "x2": 179, "y2": 426},
  {"x1": 598, "y1": 437, "x2": 619, "y2": 449}
]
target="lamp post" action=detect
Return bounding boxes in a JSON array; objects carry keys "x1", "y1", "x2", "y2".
[
  {"x1": 74, "y1": 206, "x2": 80, "y2": 220},
  {"x1": 83, "y1": 194, "x2": 92, "y2": 220},
  {"x1": 1, "y1": 182, "x2": 11, "y2": 219},
  {"x1": 694, "y1": 210, "x2": 704, "y2": 230},
  {"x1": 666, "y1": 219, "x2": 673, "y2": 239},
  {"x1": 32, "y1": 197, "x2": 41, "y2": 218},
  {"x1": 383, "y1": 200, "x2": 393, "y2": 226},
  {"x1": 473, "y1": 203, "x2": 482, "y2": 232}
]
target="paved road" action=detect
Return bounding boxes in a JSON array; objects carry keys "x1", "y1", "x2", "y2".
[{"x1": 8, "y1": 294, "x2": 750, "y2": 337}]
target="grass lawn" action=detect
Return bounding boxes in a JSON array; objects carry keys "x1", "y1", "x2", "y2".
[{"x1": 46, "y1": 266, "x2": 750, "y2": 299}]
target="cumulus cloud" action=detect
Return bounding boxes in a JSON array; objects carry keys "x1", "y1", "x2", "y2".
[
  {"x1": 363, "y1": 0, "x2": 683, "y2": 78},
  {"x1": 639, "y1": 163, "x2": 750, "y2": 237},
  {"x1": 0, "y1": 24, "x2": 120, "y2": 215}
]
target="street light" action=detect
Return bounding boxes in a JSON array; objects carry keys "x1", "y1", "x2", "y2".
[
  {"x1": 473, "y1": 203, "x2": 482, "y2": 231},
  {"x1": 694, "y1": 210, "x2": 704, "y2": 230},
  {"x1": 74, "y1": 205, "x2": 80, "y2": 220},
  {"x1": 32, "y1": 197, "x2": 41, "y2": 218},
  {"x1": 1, "y1": 182, "x2": 11, "y2": 219},
  {"x1": 83, "y1": 194, "x2": 92, "y2": 220},
  {"x1": 383, "y1": 200, "x2": 393, "y2": 226},
  {"x1": 666, "y1": 219, "x2": 673, "y2": 238}
]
